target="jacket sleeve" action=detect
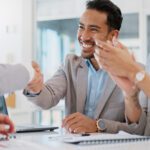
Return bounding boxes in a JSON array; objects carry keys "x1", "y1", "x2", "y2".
[
  {"x1": 101, "y1": 91, "x2": 148, "y2": 135},
  {"x1": 0, "y1": 64, "x2": 29, "y2": 95},
  {"x1": 24, "y1": 67, "x2": 67, "y2": 109},
  {"x1": 101, "y1": 110, "x2": 146, "y2": 135}
]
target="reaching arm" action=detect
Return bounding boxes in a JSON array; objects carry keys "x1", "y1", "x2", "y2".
[
  {"x1": 94, "y1": 40, "x2": 145, "y2": 123},
  {"x1": 0, "y1": 63, "x2": 30, "y2": 136},
  {"x1": 124, "y1": 91, "x2": 142, "y2": 123},
  {"x1": 0, "y1": 64, "x2": 30, "y2": 95},
  {"x1": 61, "y1": 111, "x2": 146, "y2": 135},
  {"x1": 24, "y1": 63, "x2": 67, "y2": 109},
  {"x1": 98, "y1": 111, "x2": 146, "y2": 135}
]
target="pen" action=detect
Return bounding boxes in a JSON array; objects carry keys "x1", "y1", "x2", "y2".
[{"x1": 81, "y1": 133, "x2": 90, "y2": 136}]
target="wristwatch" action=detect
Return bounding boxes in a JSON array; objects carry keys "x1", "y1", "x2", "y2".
[
  {"x1": 135, "y1": 70, "x2": 146, "y2": 84},
  {"x1": 96, "y1": 119, "x2": 106, "y2": 132}
]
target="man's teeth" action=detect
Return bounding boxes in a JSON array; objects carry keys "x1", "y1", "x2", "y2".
[{"x1": 83, "y1": 44, "x2": 93, "y2": 48}]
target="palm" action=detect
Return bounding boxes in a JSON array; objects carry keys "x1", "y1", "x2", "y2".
[{"x1": 109, "y1": 74, "x2": 135, "y2": 95}]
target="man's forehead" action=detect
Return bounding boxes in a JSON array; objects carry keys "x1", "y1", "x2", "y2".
[{"x1": 80, "y1": 9, "x2": 108, "y2": 25}]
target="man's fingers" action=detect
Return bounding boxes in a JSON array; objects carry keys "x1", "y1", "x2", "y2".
[
  {"x1": 95, "y1": 48, "x2": 111, "y2": 59},
  {"x1": 28, "y1": 72, "x2": 43, "y2": 85},
  {"x1": 68, "y1": 121, "x2": 84, "y2": 133},
  {"x1": 32, "y1": 61, "x2": 40, "y2": 70},
  {"x1": 95, "y1": 38, "x2": 128, "y2": 54},
  {"x1": 64, "y1": 117, "x2": 83, "y2": 131},
  {"x1": 27, "y1": 81, "x2": 43, "y2": 92},
  {"x1": 27, "y1": 74, "x2": 43, "y2": 93},
  {"x1": 73, "y1": 126, "x2": 86, "y2": 134},
  {"x1": 96, "y1": 40, "x2": 127, "y2": 55},
  {"x1": 32, "y1": 61, "x2": 41, "y2": 72},
  {"x1": 62, "y1": 112, "x2": 81, "y2": 127},
  {"x1": 99, "y1": 41, "x2": 116, "y2": 53},
  {"x1": 31, "y1": 61, "x2": 42, "y2": 83},
  {"x1": 27, "y1": 75, "x2": 43, "y2": 86},
  {"x1": 62, "y1": 114, "x2": 76, "y2": 127},
  {"x1": 94, "y1": 39, "x2": 103, "y2": 48}
]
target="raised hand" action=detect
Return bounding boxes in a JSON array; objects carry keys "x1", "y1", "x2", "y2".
[
  {"x1": 94, "y1": 39, "x2": 135, "y2": 78},
  {"x1": 94, "y1": 40, "x2": 142, "y2": 123},
  {"x1": 94, "y1": 39, "x2": 139, "y2": 96}
]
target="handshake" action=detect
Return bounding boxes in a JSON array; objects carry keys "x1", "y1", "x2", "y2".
[
  {"x1": 26, "y1": 61, "x2": 44, "y2": 94},
  {"x1": 0, "y1": 61, "x2": 43, "y2": 137}
]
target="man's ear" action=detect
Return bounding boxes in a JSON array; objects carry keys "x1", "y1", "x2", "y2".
[{"x1": 108, "y1": 30, "x2": 119, "y2": 41}]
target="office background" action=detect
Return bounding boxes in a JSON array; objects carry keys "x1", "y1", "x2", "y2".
[{"x1": 0, "y1": 0, "x2": 150, "y2": 127}]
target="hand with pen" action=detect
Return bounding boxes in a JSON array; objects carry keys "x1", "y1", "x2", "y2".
[
  {"x1": 0, "y1": 114, "x2": 14, "y2": 136},
  {"x1": 62, "y1": 112, "x2": 97, "y2": 133}
]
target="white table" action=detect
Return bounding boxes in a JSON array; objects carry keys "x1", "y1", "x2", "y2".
[{"x1": 1, "y1": 130, "x2": 150, "y2": 150}]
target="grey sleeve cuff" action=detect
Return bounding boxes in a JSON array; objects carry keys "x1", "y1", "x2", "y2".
[
  {"x1": 23, "y1": 85, "x2": 61, "y2": 110},
  {"x1": 23, "y1": 89, "x2": 41, "y2": 97},
  {"x1": 101, "y1": 111, "x2": 147, "y2": 135}
]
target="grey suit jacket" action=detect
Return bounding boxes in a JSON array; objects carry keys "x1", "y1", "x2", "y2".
[
  {"x1": 0, "y1": 64, "x2": 29, "y2": 95},
  {"x1": 142, "y1": 55, "x2": 150, "y2": 135},
  {"x1": 25, "y1": 54, "x2": 146, "y2": 134}
]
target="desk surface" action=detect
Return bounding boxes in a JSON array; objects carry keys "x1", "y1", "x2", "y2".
[{"x1": 1, "y1": 130, "x2": 150, "y2": 150}]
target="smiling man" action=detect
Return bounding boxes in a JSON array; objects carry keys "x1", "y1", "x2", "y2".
[{"x1": 24, "y1": 0, "x2": 146, "y2": 135}]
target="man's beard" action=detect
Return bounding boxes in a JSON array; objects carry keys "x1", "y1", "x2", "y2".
[{"x1": 81, "y1": 52, "x2": 95, "y2": 59}]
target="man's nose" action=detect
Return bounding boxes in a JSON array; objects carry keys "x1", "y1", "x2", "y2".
[{"x1": 80, "y1": 30, "x2": 92, "y2": 41}]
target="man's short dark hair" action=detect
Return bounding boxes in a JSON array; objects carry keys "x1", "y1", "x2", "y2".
[{"x1": 86, "y1": 0, "x2": 123, "y2": 31}]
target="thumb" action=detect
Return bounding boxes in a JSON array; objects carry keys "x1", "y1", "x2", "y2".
[{"x1": 32, "y1": 61, "x2": 40, "y2": 73}]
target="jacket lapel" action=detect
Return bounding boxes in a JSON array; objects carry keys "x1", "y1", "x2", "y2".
[
  {"x1": 76, "y1": 59, "x2": 88, "y2": 113},
  {"x1": 94, "y1": 76, "x2": 116, "y2": 119}
]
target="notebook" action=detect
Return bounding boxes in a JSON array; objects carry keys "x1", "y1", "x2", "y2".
[
  {"x1": 0, "y1": 96, "x2": 58, "y2": 133},
  {"x1": 63, "y1": 131, "x2": 150, "y2": 145}
]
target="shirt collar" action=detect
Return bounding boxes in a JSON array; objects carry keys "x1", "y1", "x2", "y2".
[{"x1": 85, "y1": 59, "x2": 106, "y2": 74}]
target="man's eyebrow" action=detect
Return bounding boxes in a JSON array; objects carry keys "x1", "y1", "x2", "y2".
[
  {"x1": 89, "y1": 25, "x2": 101, "y2": 29},
  {"x1": 79, "y1": 22, "x2": 84, "y2": 26},
  {"x1": 78, "y1": 22, "x2": 101, "y2": 29}
]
